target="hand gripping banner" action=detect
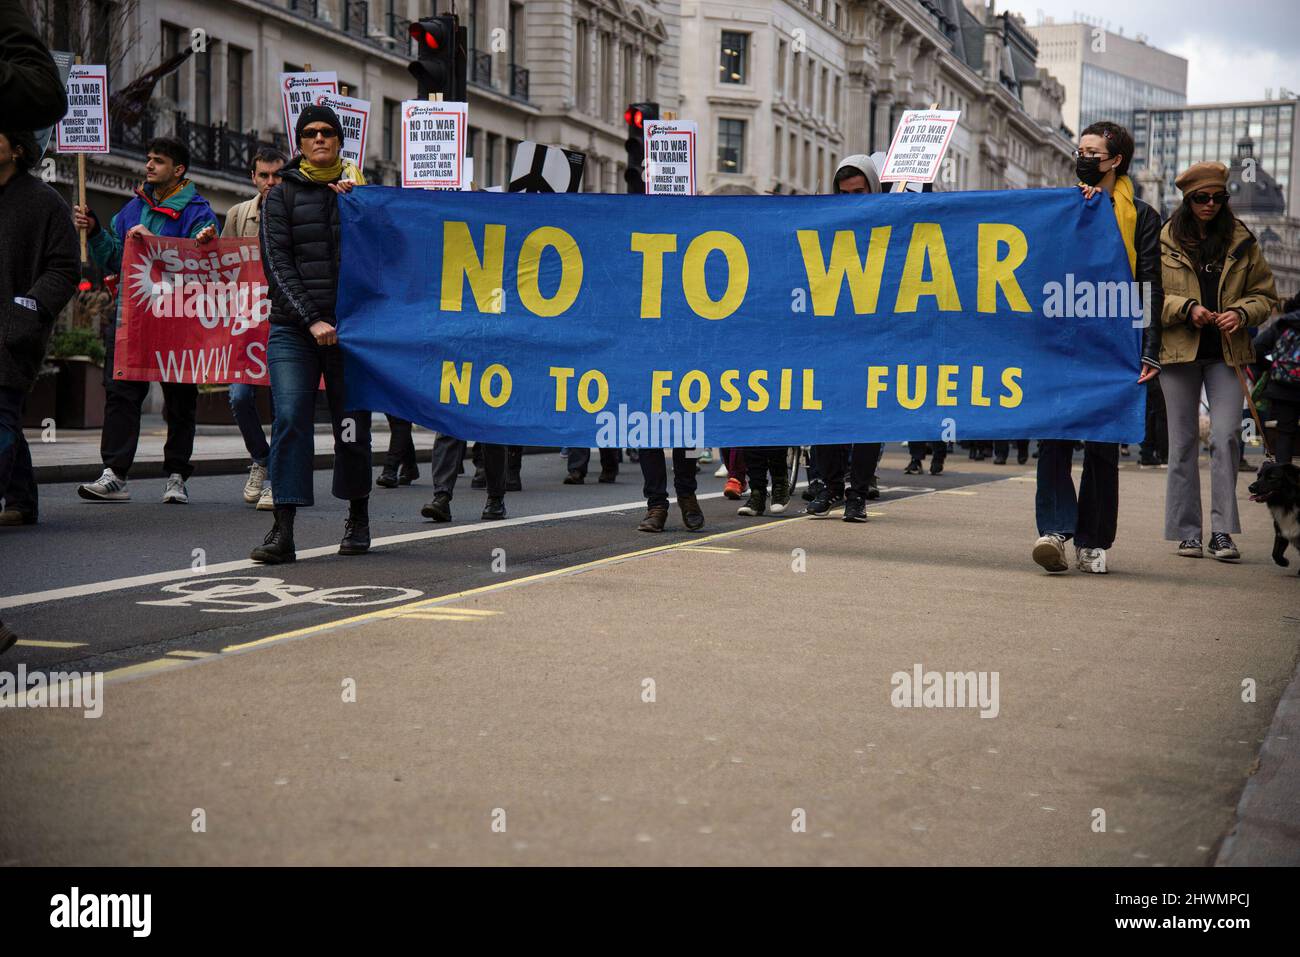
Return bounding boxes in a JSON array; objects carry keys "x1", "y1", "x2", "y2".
[{"x1": 337, "y1": 188, "x2": 1145, "y2": 447}]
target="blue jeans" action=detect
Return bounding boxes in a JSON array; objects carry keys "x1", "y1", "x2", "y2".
[
  {"x1": 1035, "y1": 440, "x2": 1119, "y2": 549},
  {"x1": 267, "y1": 324, "x2": 371, "y2": 507},
  {"x1": 0, "y1": 386, "x2": 37, "y2": 519},
  {"x1": 228, "y1": 383, "x2": 269, "y2": 468}
]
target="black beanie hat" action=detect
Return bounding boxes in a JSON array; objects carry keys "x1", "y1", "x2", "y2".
[
  {"x1": 0, "y1": 128, "x2": 40, "y2": 172},
  {"x1": 295, "y1": 104, "x2": 344, "y2": 144}
]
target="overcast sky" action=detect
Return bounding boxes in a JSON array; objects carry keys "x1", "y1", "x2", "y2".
[{"x1": 1002, "y1": 0, "x2": 1300, "y2": 103}]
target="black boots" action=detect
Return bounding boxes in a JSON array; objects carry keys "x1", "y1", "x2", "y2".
[
  {"x1": 481, "y1": 496, "x2": 506, "y2": 520},
  {"x1": 340, "y1": 497, "x2": 370, "y2": 555},
  {"x1": 421, "y1": 492, "x2": 452, "y2": 522},
  {"x1": 251, "y1": 506, "x2": 297, "y2": 564},
  {"x1": 677, "y1": 493, "x2": 705, "y2": 531}
]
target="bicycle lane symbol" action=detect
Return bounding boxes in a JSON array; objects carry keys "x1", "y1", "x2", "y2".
[{"x1": 137, "y1": 577, "x2": 423, "y2": 614}]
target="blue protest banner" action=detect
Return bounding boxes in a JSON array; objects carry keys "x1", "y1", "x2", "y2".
[{"x1": 337, "y1": 187, "x2": 1144, "y2": 447}]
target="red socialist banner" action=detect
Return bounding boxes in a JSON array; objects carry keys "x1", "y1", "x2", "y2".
[{"x1": 113, "y1": 234, "x2": 270, "y2": 385}]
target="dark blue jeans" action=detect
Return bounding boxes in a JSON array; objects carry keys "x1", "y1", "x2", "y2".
[
  {"x1": 229, "y1": 383, "x2": 269, "y2": 468},
  {"x1": 1035, "y1": 440, "x2": 1119, "y2": 549},
  {"x1": 267, "y1": 324, "x2": 371, "y2": 507},
  {"x1": 0, "y1": 386, "x2": 37, "y2": 519},
  {"x1": 639, "y1": 448, "x2": 697, "y2": 508}
]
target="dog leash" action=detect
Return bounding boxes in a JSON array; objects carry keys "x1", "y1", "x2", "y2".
[{"x1": 1234, "y1": 362, "x2": 1274, "y2": 461}]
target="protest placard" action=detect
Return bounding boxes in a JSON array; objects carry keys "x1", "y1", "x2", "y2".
[
  {"x1": 279, "y1": 71, "x2": 339, "y2": 147},
  {"x1": 314, "y1": 91, "x2": 370, "y2": 170},
  {"x1": 643, "y1": 120, "x2": 697, "y2": 196},
  {"x1": 878, "y1": 109, "x2": 961, "y2": 184},
  {"x1": 55, "y1": 64, "x2": 109, "y2": 153},
  {"x1": 400, "y1": 100, "x2": 468, "y2": 189}
]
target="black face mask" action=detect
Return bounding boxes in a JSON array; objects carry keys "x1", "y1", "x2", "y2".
[{"x1": 1076, "y1": 155, "x2": 1109, "y2": 186}]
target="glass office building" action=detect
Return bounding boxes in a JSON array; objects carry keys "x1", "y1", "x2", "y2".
[{"x1": 1079, "y1": 62, "x2": 1185, "y2": 134}]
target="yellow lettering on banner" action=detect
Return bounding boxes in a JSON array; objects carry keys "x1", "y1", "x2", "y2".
[
  {"x1": 779, "y1": 368, "x2": 793, "y2": 410},
  {"x1": 897, "y1": 364, "x2": 927, "y2": 409},
  {"x1": 970, "y1": 365, "x2": 992, "y2": 406},
  {"x1": 480, "y1": 364, "x2": 512, "y2": 407},
  {"x1": 719, "y1": 369, "x2": 742, "y2": 411},
  {"x1": 549, "y1": 366, "x2": 575, "y2": 411},
  {"x1": 651, "y1": 371, "x2": 673, "y2": 413},
  {"x1": 517, "y1": 227, "x2": 583, "y2": 317},
  {"x1": 746, "y1": 370, "x2": 769, "y2": 412},
  {"x1": 441, "y1": 222, "x2": 506, "y2": 313},
  {"x1": 441, "y1": 360, "x2": 473, "y2": 405},
  {"x1": 977, "y1": 224, "x2": 1031, "y2": 313},
  {"x1": 866, "y1": 366, "x2": 889, "y2": 408},
  {"x1": 682, "y1": 231, "x2": 749, "y2": 320},
  {"x1": 680, "y1": 370, "x2": 710, "y2": 413},
  {"x1": 1000, "y1": 367, "x2": 1024, "y2": 408},
  {"x1": 578, "y1": 370, "x2": 608, "y2": 412},
  {"x1": 894, "y1": 223, "x2": 961, "y2": 313},
  {"x1": 802, "y1": 369, "x2": 822, "y2": 410},
  {"x1": 936, "y1": 364, "x2": 959, "y2": 407},
  {"x1": 630, "y1": 233, "x2": 677, "y2": 318},
  {"x1": 796, "y1": 227, "x2": 891, "y2": 315}
]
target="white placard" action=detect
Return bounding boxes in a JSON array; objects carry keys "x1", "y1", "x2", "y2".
[
  {"x1": 313, "y1": 92, "x2": 370, "y2": 171},
  {"x1": 643, "y1": 120, "x2": 698, "y2": 195},
  {"x1": 279, "y1": 71, "x2": 339, "y2": 148},
  {"x1": 56, "y1": 64, "x2": 109, "y2": 153},
  {"x1": 878, "y1": 109, "x2": 961, "y2": 184},
  {"x1": 400, "y1": 100, "x2": 468, "y2": 189}
]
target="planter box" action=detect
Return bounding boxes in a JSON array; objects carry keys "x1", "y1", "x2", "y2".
[
  {"x1": 52, "y1": 357, "x2": 105, "y2": 430},
  {"x1": 23, "y1": 369, "x2": 60, "y2": 429}
]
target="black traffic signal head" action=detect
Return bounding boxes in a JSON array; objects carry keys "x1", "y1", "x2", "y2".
[
  {"x1": 408, "y1": 15, "x2": 464, "y2": 101},
  {"x1": 623, "y1": 101, "x2": 660, "y2": 193}
]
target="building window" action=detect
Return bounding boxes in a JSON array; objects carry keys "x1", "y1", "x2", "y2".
[
  {"x1": 717, "y1": 118, "x2": 746, "y2": 173},
  {"x1": 644, "y1": 53, "x2": 656, "y2": 102},
  {"x1": 90, "y1": 0, "x2": 116, "y2": 67},
  {"x1": 486, "y1": 134, "x2": 498, "y2": 188},
  {"x1": 227, "y1": 47, "x2": 248, "y2": 131},
  {"x1": 777, "y1": 39, "x2": 787, "y2": 96},
  {"x1": 509, "y1": 3, "x2": 523, "y2": 66},
  {"x1": 719, "y1": 31, "x2": 748, "y2": 84},
  {"x1": 162, "y1": 22, "x2": 187, "y2": 108},
  {"x1": 575, "y1": 21, "x2": 589, "y2": 110},
  {"x1": 383, "y1": 99, "x2": 400, "y2": 161},
  {"x1": 623, "y1": 42, "x2": 635, "y2": 103},
  {"x1": 194, "y1": 40, "x2": 213, "y2": 125},
  {"x1": 774, "y1": 124, "x2": 783, "y2": 178}
]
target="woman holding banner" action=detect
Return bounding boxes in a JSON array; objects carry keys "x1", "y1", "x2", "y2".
[{"x1": 250, "y1": 105, "x2": 371, "y2": 565}]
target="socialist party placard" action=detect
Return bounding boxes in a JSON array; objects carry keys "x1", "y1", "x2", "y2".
[
  {"x1": 643, "y1": 120, "x2": 698, "y2": 196},
  {"x1": 879, "y1": 110, "x2": 961, "y2": 184},
  {"x1": 56, "y1": 64, "x2": 109, "y2": 153},
  {"x1": 314, "y1": 91, "x2": 371, "y2": 170},
  {"x1": 401, "y1": 101, "x2": 468, "y2": 189},
  {"x1": 280, "y1": 71, "x2": 339, "y2": 147}
]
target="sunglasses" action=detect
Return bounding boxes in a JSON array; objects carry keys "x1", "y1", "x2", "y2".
[
  {"x1": 1189, "y1": 191, "x2": 1229, "y2": 206},
  {"x1": 301, "y1": 128, "x2": 339, "y2": 141}
]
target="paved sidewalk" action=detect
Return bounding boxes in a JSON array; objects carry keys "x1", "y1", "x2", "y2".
[{"x1": 2, "y1": 456, "x2": 1296, "y2": 865}]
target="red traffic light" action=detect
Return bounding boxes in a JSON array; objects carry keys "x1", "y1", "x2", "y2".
[
  {"x1": 409, "y1": 22, "x2": 443, "y2": 48},
  {"x1": 77, "y1": 279, "x2": 93, "y2": 292},
  {"x1": 624, "y1": 107, "x2": 644, "y2": 128}
]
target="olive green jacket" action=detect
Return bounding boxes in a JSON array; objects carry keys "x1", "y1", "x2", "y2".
[{"x1": 1159, "y1": 218, "x2": 1278, "y2": 367}]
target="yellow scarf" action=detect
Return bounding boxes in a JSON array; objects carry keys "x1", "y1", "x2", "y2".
[
  {"x1": 298, "y1": 157, "x2": 366, "y2": 185},
  {"x1": 1111, "y1": 174, "x2": 1138, "y2": 277}
]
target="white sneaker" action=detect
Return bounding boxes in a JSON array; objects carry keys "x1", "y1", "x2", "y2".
[
  {"x1": 1032, "y1": 533, "x2": 1069, "y2": 572},
  {"x1": 1076, "y1": 545, "x2": 1108, "y2": 574},
  {"x1": 713, "y1": 463, "x2": 729, "y2": 478},
  {"x1": 256, "y1": 484, "x2": 274, "y2": 511},
  {"x1": 77, "y1": 468, "x2": 129, "y2": 502},
  {"x1": 243, "y1": 462, "x2": 268, "y2": 503},
  {"x1": 162, "y1": 473, "x2": 189, "y2": 504}
]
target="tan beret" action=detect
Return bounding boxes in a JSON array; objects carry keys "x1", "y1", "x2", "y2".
[{"x1": 1175, "y1": 161, "x2": 1228, "y2": 196}]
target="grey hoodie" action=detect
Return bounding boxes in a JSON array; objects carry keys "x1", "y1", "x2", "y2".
[{"x1": 832, "y1": 154, "x2": 881, "y2": 194}]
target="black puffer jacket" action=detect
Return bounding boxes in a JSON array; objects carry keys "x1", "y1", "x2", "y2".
[
  {"x1": 1134, "y1": 197, "x2": 1164, "y2": 368},
  {"x1": 260, "y1": 157, "x2": 341, "y2": 329}
]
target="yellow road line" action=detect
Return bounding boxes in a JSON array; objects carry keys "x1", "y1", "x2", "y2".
[
  {"x1": 167, "y1": 650, "x2": 216, "y2": 658},
  {"x1": 14, "y1": 640, "x2": 87, "y2": 649},
  {"x1": 398, "y1": 613, "x2": 492, "y2": 622},
  {"x1": 681, "y1": 545, "x2": 739, "y2": 554},
  {"x1": 102, "y1": 658, "x2": 187, "y2": 680},
  {"x1": 938, "y1": 489, "x2": 977, "y2": 495}
]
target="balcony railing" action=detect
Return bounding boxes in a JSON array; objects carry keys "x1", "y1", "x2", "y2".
[
  {"x1": 112, "y1": 105, "x2": 284, "y2": 180},
  {"x1": 509, "y1": 63, "x2": 529, "y2": 100},
  {"x1": 470, "y1": 49, "x2": 493, "y2": 88}
]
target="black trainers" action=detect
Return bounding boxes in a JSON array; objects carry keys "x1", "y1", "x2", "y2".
[
  {"x1": 481, "y1": 496, "x2": 507, "y2": 520},
  {"x1": 421, "y1": 492, "x2": 452, "y2": 522},
  {"x1": 865, "y1": 479, "x2": 880, "y2": 500},
  {"x1": 930, "y1": 459, "x2": 945, "y2": 476},
  {"x1": 1177, "y1": 538, "x2": 1202, "y2": 557},
  {"x1": 802, "y1": 478, "x2": 824, "y2": 502},
  {"x1": 1208, "y1": 533, "x2": 1240, "y2": 561},
  {"x1": 339, "y1": 518, "x2": 370, "y2": 555},
  {"x1": 769, "y1": 475, "x2": 791, "y2": 513},
  {"x1": 904, "y1": 458, "x2": 923, "y2": 475},
  {"x1": 842, "y1": 495, "x2": 868, "y2": 523},
  {"x1": 737, "y1": 490, "x2": 767, "y2": 516},
  {"x1": 806, "y1": 488, "x2": 843, "y2": 518},
  {"x1": 375, "y1": 467, "x2": 399, "y2": 489},
  {"x1": 251, "y1": 508, "x2": 296, "y2": 564}
]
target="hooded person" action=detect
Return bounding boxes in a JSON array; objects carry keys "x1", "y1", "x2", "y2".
[{"x1": 250, "y1": 103, "x2": 373, "y2": 564}]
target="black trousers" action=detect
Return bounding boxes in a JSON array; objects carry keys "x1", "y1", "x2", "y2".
[
  {"x1": 813, "y1": 443, "x2": 880, "y2": 497},
  {"x1": 1141, "y1": 378, "x2": 1169, "y2": 462},
  {"x1": 1036, "y1": 440, "x2": 1119, "y2": 549},
  {"x1": 568, "y1": 446, "x2": 619, "y2": 478},
  {"x1": 1272, "y1": 397, "x2": 1299, "y2": 465},
  {"x1": 101, "y1": 378, "x2": 197, "y2": 479},
  {"x1": 743, "y1": 446, "x2": 787, "y2": 492},
  {"x1": 639, "y1": 448, "x2": 697, "y2": 508},
  {"x1": 433, "y1": 434, "x2": 505, "y2": 497},
  {"x1": 908, "y1": 441, "x2": 947, "y2": 463},
  {"x1": 383, "y1": 415, "x2": 416, "y2": 470},
  {"x1": 993, "y1": 439, "x2": 1029, "y2": 460}
]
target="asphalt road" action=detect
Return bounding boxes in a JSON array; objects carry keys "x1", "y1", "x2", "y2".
[{"x1": 0, "y1": 448, "x2": 1007, "y2": 678}]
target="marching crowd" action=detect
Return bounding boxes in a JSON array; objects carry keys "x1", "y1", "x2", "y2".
[{"x1": 2, "y1": 0, "x2": 1298, "y2": 624}]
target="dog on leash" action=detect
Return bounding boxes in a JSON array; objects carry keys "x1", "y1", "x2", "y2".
[{"x1": 1248, "y1": 461, "x2": 1300, "y2": 573}]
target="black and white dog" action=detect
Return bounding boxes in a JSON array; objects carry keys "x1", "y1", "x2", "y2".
[{"x1": 1249, "y1": 462, "x2": 1300, "y2": 574}]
